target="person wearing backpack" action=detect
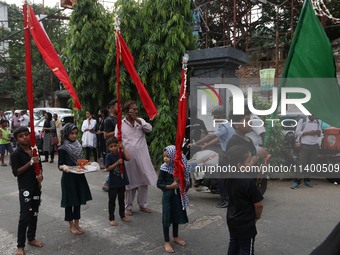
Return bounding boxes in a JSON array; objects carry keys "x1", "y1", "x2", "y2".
[{"x1": 291, "y1": 115, "x2": 321, "y2": 189}]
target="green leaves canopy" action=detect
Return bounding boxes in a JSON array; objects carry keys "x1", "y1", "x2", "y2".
[{"x1": 66, "y1": 0, "x2": 196, "y2": 166}]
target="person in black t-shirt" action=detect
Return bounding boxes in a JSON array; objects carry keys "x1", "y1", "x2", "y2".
[
  {"x1": 225, "y1": 145, "x2": 264, "y2": 255},
  {"x1": 105, "y1": 137, "x2": 131, "y2": 226},
  {"x1": 104, "y1": 99, "x2": 118, "y2": 141},
  {"x1": 11, "y1": 126, "x2": 44, "y2": 255},
  {"x1": 226, "y1": 113, "x2": 268, "y2": 165},
  {"x1": 102, "y1": 99, "x2": 118, "y2": 191}
]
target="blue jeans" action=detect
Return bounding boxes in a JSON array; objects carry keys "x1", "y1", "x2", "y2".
[{"x1": 227, "y1": 235, "x2": 255, "y2": 255}]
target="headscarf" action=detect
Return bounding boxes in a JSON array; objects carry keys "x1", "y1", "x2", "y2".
[
  {"x1": 59, "y1": 123, "x2": 83, "y2": 165},
  {"x1": 160, "y1": 145, "x2": 190, "y2": 209}
]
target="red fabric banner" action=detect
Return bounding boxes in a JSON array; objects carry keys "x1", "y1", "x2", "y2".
[
  {"x1": 24, "y1": 4, "x2": 41, "y2": 176},
  {"x1": 115, "y1": 32, "x2": 123, "y2": 175},
  {"x1": 173, "y1": 66, "x2": 187, "y2": 198},
  {"x1": 116, "y1": 33, "x2": 157, "y2": 120},
  {"x1": 27, "y1": 6, "x2": 82, "y2": 110},
  {"x1": 116, "y1": 34, "x2": 122, "y2": 142}
]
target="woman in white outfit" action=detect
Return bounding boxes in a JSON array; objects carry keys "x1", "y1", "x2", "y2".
[{"x1": 81, "y1": 111, "x2": 97, "y2": 162}]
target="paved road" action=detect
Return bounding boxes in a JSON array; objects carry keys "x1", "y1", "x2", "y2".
[{"x1": 0, "y1": 157, "x2": 339, "y2": 255}]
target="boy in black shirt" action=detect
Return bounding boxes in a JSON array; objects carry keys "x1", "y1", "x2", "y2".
[
  {"x1": 11, "y1": 126, "x2": 44, "y2": 255},
  {"x1": 225, "y1": 145, "x2": 264, "y2": 255},
  {"x1": 225, "y1": 113, "x2": 268, "y2": 255},
  {"x1": 102, "y1": 99, "x2": 118, "y2": 192},
  {"x1": 226, "y1": 113, "x2": 268, "y2": 166},
  {"x1": 105, "y1": 137, "x2": 131, "y2": 226}
]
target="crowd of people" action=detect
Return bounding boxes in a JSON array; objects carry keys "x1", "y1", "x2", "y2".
[
  {"x1": 0, "y1": 109, "x2": 31, "y2": 167},
  {"x1": 6, "y1": 101, "x2": 340, "y2": 255},
  {"x1": 8, "y1": 100, "x2": 159, "y2": 255}
]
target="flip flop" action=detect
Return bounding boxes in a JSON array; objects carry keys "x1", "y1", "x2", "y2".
[{"x1": 27, "y1": 240, "x2": 44, "y2": 247}]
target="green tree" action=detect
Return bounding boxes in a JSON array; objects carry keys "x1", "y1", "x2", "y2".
[
  {"x1": 0, "y1": 3, "x2": 69, "y2": 108},
  {"x1": 253, "y1": 96, "x2": 285, "y2": 166},
  {"x1": 65, "y1": 0, "x2": 111, "y2": 113},
  {"x1": 194, "y1": 1, "x2": 340, "y2": 51},
  {"x1": 105, "y1": 0, "x2": 196, "y2": 166}
]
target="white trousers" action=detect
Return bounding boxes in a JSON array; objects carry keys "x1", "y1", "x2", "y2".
[{"x1": 125, "y1": 185, "x2": 148, "y2": 210}]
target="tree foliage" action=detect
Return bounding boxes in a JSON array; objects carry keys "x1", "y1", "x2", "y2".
[
  {"x1": 0, "y1": 3, "x2": 68, "y2": 108},
  {"x1": 254, "y1": 95, "x2": 286, "y2": 166},
  {"x1": 103, "y1": 0, "x2": 196, "y2": 166},
  {"x1": 194, "y1": 0, "x2": 340, "y2": 51},
  {"x1": 65, "y1": 0, "x2": 111, "y2": 113}
]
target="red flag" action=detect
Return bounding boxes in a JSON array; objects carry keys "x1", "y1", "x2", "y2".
[
  {"x1": 115, "y1": 31, "x2": 123, "y2": 176},
  {"x1": 116, "y1": 33, "x2": 122, "y2": 142},
  {"x1": 116, "y1": 33, "x2": 157, "y2": 120},
  {"x1": 24, "y1": 4, "x2": 41, "y2": 176},
  {"x1": 173, "y1": 55, "x2": 189, "y2": 199},
  {"x1": 27, "y1": 6, "x2": 82, "y2": 110}
]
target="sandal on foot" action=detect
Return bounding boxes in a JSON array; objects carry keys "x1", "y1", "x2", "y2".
[
  {"x1": 109, "y1": 220, "x2": 118, "y2": 226},
  {"x1": 164, "y1": 242, "x2": 174, "y2": 253},
  {"x1": 27, "y1": 240, "x2": 44, "y2": 247}
]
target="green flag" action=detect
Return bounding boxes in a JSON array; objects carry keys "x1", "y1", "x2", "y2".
[
  {"x1": 281, "y1": 0, "x2": 340, "y2": 127},
  {"x1": 280, "y1": 0, "x2": 340, "y2": 127},
  {"x1": 264, "y1": 0, "x2": 340, "y2": 147}
]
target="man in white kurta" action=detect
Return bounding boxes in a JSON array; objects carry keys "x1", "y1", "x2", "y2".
[{"x1": 116, "y1": 101, "x2": 157, "y2": 215}]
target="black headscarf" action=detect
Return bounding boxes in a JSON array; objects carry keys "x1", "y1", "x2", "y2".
[{"x1": 59, "y1": 123, "x2": 83, "y2": 165}]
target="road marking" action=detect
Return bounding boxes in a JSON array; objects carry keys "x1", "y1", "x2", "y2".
[{"x1": 184, "y1": 215, "x2": 223, "y2": 230}]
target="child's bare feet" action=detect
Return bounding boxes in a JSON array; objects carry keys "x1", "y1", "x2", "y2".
[
  {"x1": 74, "y1": 220, "x2": 84, "y2": 233},
  {"x1": 76, "y1": 225, "x2": 84, "y2": 233},
  {"x1": 110, "y1": 220, "x2": 118, "y2": 226},
  {"x1": 69, "y1": 225, "x2": 82, "y2": 235},
  {"x1": 27, "y1": 239, "x2": 44, "y2": 247},
  {"x1": 173, "y1": 237, "x2": 186, "y2": 246},
  {"x1": 16, "y1": 247, "x2": 25, "y2": 255},
  {"x1": 164, "y1": 242, "x2": 174, "y2": 253},
  {"x1": 121, "y1": 217, "x2": 131, "y2": 223},
  {"x1": 125, "y1": 209, "x2": 133, "y2": 216}
]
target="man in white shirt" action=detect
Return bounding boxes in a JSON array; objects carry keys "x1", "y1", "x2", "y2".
[
  {"x1": 246, "y1": 113, "x2": 266, "y2": 150},
  {"x1": 19, "y1": 110, "x2": 29, "y2": 127},
  {"x1": 291, "y1": 115, "x2": 321, "y2": 189}
]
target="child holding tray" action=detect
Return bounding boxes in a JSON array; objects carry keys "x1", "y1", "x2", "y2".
[{"x1": 58, "y1": 123, "x2": 92, "y2": 235}]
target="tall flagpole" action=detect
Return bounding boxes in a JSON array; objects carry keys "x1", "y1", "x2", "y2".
[{"x1": 24, "y1": 1, "x2": 41, "y2": 176}]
